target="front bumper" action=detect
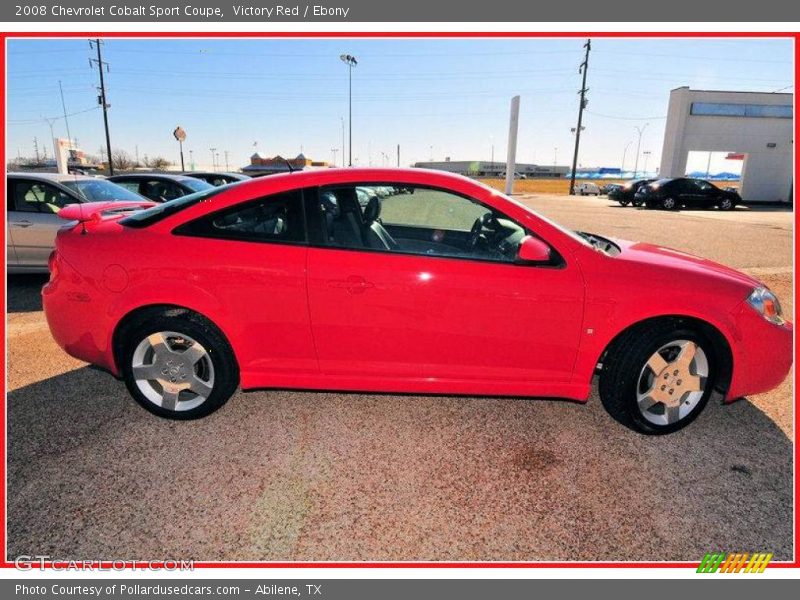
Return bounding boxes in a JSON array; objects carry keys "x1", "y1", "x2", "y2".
[{"x1": 726, "y1": 301, "x2": 793, "y2": 401}]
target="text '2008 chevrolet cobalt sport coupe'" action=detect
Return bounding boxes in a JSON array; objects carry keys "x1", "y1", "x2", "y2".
[{"x1": 43, "y1": 168, "x2": 792, "y2": 434}]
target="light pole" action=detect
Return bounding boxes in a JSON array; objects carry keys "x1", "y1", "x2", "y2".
[
  {"x1": 705, "y1": 151, "x2": 713, "y2": 178},
  {"x1": 632, "y1": 123, "x2": 649, "y2": 179},
  {"x1": 340, "y1": 54, "x2": 358, "y2": 166},
  {"x1": 189, "y1": 150, "x2": 194, "y2": 170},
  {"x1": 553, "y1": 147, "x2": 558, "y2": 167},
  {"x1": 621, "y1": 140, "x2": 632, "y2": 174},
  {"x1": 331, "y1": 148, "x2": 339, "y2": 166},
  {"x1": 642, "y1": 151, "x2": 652, "y2": 176},
  {"x1": 209, "y1": 147, "x2": 217, "y2": 170}
]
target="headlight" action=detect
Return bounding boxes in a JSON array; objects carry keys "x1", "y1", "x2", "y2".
[{"x1": 747, "y1": 287, "x2": 785, "y2": 325}]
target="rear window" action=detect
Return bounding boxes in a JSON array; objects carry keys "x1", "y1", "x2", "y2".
[
  {"x1": 180, "y1": 177, "x2": 215, "y2": 193},
  {"x1": 120, "y1": 186, "x2": 227, "y2": 228}
]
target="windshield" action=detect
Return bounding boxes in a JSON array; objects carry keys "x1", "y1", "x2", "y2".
[
  {"x1": 61, "y1": 179, "x2": 144, "y2": 202},
  {"x1": 120, "y1": 185, "x2": 227, "y2": 228},
  {"x1": 180, "y1": 177, "x2": 215, "y2": 193}
]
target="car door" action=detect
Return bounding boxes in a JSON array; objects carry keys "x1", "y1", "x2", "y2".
[
  {"x1": 6, "y1": 180, "x2": 18, "y2": 268},
  {"x1": 8, "y1": 179, "x2": 77, "y2": 268},
  {"x1": 305, "y1": 183, "x2": 585, "y2": 384}
]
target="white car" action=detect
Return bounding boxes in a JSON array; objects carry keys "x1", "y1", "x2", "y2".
[{"x1": 576, "y1": 182, "x2": 601, "y2": 196}]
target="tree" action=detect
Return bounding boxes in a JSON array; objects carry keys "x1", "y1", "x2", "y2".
[
  {"x1": 111, "y1": 149, "x2": 134, "y2": 171},
  {"x1": 145, "y1": 156, "x2": 172, "y2": 170}
]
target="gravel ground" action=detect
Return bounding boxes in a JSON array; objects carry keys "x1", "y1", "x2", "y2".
[{"x1": 6, "y1": 195, "x2": 794, "y2": 562}]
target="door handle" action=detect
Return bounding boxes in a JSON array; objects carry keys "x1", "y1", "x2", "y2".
[
  {"x1": 326, "y1": 275, "x2": 375, "y2": 294},
  {"x1": 12, "y1": 221, "x2": 32, "y2": 228}
]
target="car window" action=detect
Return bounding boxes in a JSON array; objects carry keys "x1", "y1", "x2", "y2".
[
  {"x1": 174, "y1": 189, "x2": 305, "y2": 244},
  {"x1": 142, "y1": 179, "x2": 184, "y2": 202},
  {"x1": 61, "y1": 179, "x2": 144, "y2": 202},
  {"x1": 180, "y1": 178, "x2": 215, "y2": 193},
  {"x1": 12, "y1": 180, "x2": 74, "y2": 213},
  {"x1": 316, "y1": 184, "x2": 529, "y2": 264},
  {"x1": 113, "y1": 180, "x2": 141, "y2": 194}
]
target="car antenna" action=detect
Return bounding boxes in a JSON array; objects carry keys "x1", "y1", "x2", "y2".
[{"x1": 283, "y1": 159, "x2": 295, "y2": 173}]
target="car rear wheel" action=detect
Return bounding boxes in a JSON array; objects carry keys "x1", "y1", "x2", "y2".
[
  {"x1": 599, "y1": 322, "x2": 716, "y2": 434},
  {"x1": 618, "y1": 199, "x2": 630, "y2": 206},
  {"x1": 661, "y1": 197, "x2": 678, "y2": 210},
  {"x1": 633, "y1": 198, "x2": 644, "y2": 207},
  {"x1": 718, "y1": 197, "x2": 734, "y2": 211},
  {"x1": 120, "y1": 311, "x2": 239, "y2": 419}
]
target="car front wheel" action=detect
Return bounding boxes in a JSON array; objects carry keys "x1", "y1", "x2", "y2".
[
  {"x1": 599, "y1": 322, "x2": 716, "y2": 434},
  {"x1": 660, "y1": 196, "x2": 678, "y2": 210},
  {"x1": 718, "y1": 197, "x2": 734, "y2": 210},
  {"x1": 618, "y1": 199, "x2": 630, "y2": 206},
  {"x1": 120, "y1": 311, "x2": 239, "y2": 420}
]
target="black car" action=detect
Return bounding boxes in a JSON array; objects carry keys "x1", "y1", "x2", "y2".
[
  {"x1": 635, "y1": 177, "x2": 741, "y2": 211},
  {"x1": 182, "y1": 171, "x2": 251, "y2": 187},
  {"x1": 608, "y1": 179, "x2": 655, "y2": 206},
  {"x1": 108, "y1": 173, "x2": 214, "y2": 202}
]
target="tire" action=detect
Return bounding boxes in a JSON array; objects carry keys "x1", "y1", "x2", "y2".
[
  {"x1": 120, "y1": 309, "x2": 239, "y2": 420},
  {"x1": 618, "y1": 199, "x2": 630, "y2": 207},
  {"x1": 599, "y1": 321, "x2": 717, "y2": 435},
  {"x1": 661, "y1": 196, "x2": 678, "y2": 210},
  {"x1": 633, "y1": 198, "x2": 644, "y2": 207},
  {"x1": 718, "y1": 196, "x2": 734, "y2": 211}
]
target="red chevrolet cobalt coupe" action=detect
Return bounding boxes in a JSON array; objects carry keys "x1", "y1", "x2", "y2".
[{"x1": 43, "y1": 169, "x2": 792, "y2": 434}]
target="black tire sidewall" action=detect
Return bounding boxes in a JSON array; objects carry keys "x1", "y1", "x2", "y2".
[
  {"x1": 120, "y1": 313, "x2": 239, "y2": 420},
  {"x1": 623, "y1": 328, "x2": 716, "y2": 435}
]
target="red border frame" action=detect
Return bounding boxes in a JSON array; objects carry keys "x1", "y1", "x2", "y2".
[{"x1": 1, "y1": 29, "x2": 796, "y2": 571}]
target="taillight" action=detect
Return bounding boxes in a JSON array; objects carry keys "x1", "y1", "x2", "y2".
[{"x1": 48, "y1": 250, "x2": 58, "y2": 279}]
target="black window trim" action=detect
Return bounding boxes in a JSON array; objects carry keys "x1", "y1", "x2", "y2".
[
  {"x1": 306, "y1": 181, "x2": 566, "y2": 269},
  {"x1": 171, "y1": 187, "x2": 309, "y2": 247}
]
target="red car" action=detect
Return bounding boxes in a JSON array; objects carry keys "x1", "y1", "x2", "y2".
[{"x1": 43, "y1": 168, "x2": 792, "y2": 434}]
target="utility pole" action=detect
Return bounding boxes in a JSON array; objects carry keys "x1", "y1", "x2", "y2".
[
  {"x1": 43, "y1": 116, "x2": 58, "y2": 160},
  {"x1": 340, "y1": 54, "x2": 358, "y2": 166},
  {"x1": 340, "y1": 117, "x2": 345, "y2": 166},
  {"x1": 569, "y1": 38, "x2": 591, "y2": 196},
  {"x1": 224, "y1": 150, "x2": 230, "y2": 171},
  {"x1": 331, "y1": 148, "x2": 339, "y2": 166},
  {"x1": 33, "y1": 137, "x2": 40, "y2": 163},
  {"x1": 210, "y1": 147, "x2": 217, "y2": 170},
  {"x1": 621, "y1": 140, "x2": 632, "y2": 174},
  {"x1": 632, "y1": 123, "x2": 649, "y2": 179},
  {"x1": 90, "y1": 39, "x2": 113, "y2": 174},
  {"x1": 397, "y1": 144, "x2": 400, "y2": 167}
]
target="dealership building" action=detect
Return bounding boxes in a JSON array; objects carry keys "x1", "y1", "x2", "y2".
[
  {"x1": 413, "y1": 160, "x2": 569, "y2": 178},
  {"x1": 659, "y1": 87, "x2": 793, "y2": 203}
]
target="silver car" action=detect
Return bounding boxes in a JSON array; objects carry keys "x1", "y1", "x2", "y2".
[{"x1": 6, "y1": 172, "x2": 146, "y2": 273}]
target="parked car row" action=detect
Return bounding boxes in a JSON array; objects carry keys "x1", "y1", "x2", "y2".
[
  {"x1": 6, "y1": 170, "x2": 250, "y2": 272},
  {"x1": 610, "y1": 178, "x2": 741, "y2": 211}
]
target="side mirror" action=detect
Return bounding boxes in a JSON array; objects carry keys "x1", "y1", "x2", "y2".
[{"x1": 517, "y1": 235, "x2": 552, "y2": 264}]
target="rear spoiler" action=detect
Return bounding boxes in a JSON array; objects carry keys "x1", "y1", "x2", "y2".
[{"x1": 58, "y1": 201, "x2": 157, "y2": 222}]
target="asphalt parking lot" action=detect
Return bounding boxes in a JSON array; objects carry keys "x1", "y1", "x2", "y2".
[{"x1": 6, "y1": 195, "x2": 794, "y2": 562}]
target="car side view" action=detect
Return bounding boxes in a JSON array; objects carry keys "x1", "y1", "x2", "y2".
[
  {"x1": 635, "y1": 177, "x2": 741, "y2": 210},
  {"x1": 43, "y1": 168, "x2": 792, "y2": 434}
]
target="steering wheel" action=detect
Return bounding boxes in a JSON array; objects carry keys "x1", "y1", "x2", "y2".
[{"x1": 467, "y1": 213, "x2": 494, "y2": 250}]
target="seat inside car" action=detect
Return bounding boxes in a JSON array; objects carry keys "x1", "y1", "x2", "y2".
[{"x1": 362, "y1": 196, "x2": 399, "y2": 250}]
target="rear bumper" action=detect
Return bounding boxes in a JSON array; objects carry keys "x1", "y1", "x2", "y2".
[
  {"x1": 726, "y1": 302, "x2": 793, "y2": 401},
  {"x1": 42, "y1": 268, "x2": 118, "y2": 375}
]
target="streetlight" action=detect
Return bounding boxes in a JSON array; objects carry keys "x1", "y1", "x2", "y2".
[
  {"x1": 340, "y1": 54, "x2": 358, "y2": 166},
  {"x1": 331, "y1": 148, "x2": 339, "y2": 166},
  {"x1": 642, "y1": 151, "x2": 652, "y2": 176},
  {"x1": 621, "y1": 140, "x2": 633, "y2": 174},
  {"x1": 209, "y1": 147, "x2": 217, "y2": 170},
  {"x1": 632, "y1": 123, "x2": 649, "y2": 179}
]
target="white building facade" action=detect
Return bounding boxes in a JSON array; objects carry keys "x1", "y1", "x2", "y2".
[{"x1": 659, "y1": 87, "x2": 793, "y2": 203}]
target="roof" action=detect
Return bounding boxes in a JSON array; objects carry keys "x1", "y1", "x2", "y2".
[
  {"x1": 7, "y1": 172, "x2": 100, "y2": 182},
  {"x1": 108, "y1": 172, "x2": 196, "y2": 181}
]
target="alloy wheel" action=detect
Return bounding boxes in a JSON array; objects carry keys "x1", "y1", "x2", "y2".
[
  {"x1": 635, "y1": 340, "x2": 709, "y2": 426},
  {"x1": 131, "y1": 331, "x2": 215, "y2": 412}
]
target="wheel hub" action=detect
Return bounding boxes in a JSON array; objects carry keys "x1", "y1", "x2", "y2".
[{"x1": 636, "y1": 340, "x2": 709, "y2": 425}]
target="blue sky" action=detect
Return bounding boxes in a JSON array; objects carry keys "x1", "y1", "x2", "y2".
[{"x1": 6, "y1": 37, "x2": 794, "y2": 174}]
